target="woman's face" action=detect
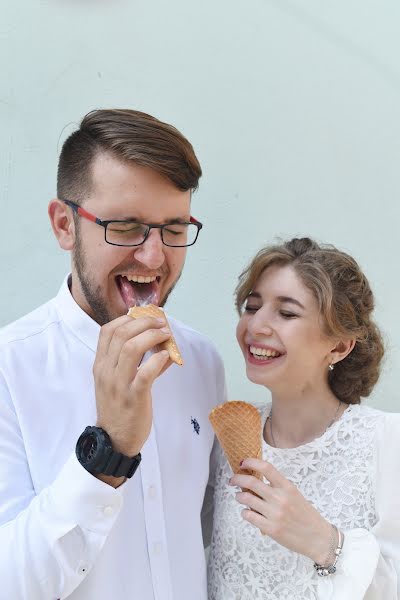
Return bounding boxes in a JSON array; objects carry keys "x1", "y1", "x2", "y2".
[{"x1": 236, "y1": 264, "x2": 336, "y2": 394}]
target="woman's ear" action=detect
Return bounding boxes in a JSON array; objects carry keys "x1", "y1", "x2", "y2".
[
  {"x1": 329, "y1": 338, "x2": 356, "y2": 367},
  {"x1": 48, "y1": 198, "x2": 76, "y2": 251}
]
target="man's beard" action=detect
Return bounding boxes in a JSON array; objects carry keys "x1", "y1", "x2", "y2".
[{"x1": 73, "y1": 228, "x2": 179, "y2": 326}]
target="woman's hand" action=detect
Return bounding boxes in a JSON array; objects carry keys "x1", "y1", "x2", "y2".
[{"x1": 230, "y1": 458, "x2": 333, "y2": 564}]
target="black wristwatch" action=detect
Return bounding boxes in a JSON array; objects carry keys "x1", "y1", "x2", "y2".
[{"x1": 76, "y1": 426, "x2": 141, "y2": 479}]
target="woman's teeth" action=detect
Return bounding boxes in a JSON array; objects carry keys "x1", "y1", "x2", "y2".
[{"x1": 249, "y1": 345, "x2": 281, "y2": 359}]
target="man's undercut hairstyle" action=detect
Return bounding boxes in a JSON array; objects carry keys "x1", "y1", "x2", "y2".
[
  {"x1": 235, "y1": 237, "x2": 385, "y2": 405},
  {"x1": 57, "y1": 109, "x2": 202, "y2": 205}
]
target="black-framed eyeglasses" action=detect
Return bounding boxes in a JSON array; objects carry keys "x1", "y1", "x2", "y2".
[{"x1": 62, "y1": 199, "x2": 203, "y2": 248}]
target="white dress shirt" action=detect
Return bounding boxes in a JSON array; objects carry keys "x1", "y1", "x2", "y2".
[
  {"x1": 208, "y1": 403, "x2": 400, "y2": 599},
  {"x1": 0, "y1": 276, "x2": 226, "y2": 600}
]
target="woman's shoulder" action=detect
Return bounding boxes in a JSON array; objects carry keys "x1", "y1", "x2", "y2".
[
  {"x1": 349, "y1": 403, "x2": 399, "y2": 422},
  {"x1": 353, "y1": 404, "x2": 400, "y2": 447}
]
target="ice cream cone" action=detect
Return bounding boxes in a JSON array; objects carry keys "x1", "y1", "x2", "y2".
[
  {"x1": 127, "y1": 304, "x2": 183, "y2": 366},
  {"x1": 209, "y1": 400, "x2": 262, "y2": 479}
]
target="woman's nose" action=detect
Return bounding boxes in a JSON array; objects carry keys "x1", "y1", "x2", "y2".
[{"x1": 248, "y1": 309, "x2": 273, "y2": 337}]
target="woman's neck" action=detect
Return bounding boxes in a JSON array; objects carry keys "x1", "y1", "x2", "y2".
[{"x1": 264, "y1": 385, "x2": 346, "y2": 448}]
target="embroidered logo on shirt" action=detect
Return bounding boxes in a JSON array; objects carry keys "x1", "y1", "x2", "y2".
[{"x1": 191, "y1": 417, "x2": 200, "y2": 435}]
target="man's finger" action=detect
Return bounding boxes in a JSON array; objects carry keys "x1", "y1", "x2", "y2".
[
  {"x1": 132, "y1": 350, "x2": 171, "y2": 393},
  {"x1": 116, "y1": 329, "x2": 171, "y2": 382},
  {"x1": 106, "y1": 317, "x2": 167, "y2": 367},
  {"x1": 96, "y1": 315, "x2": 133, "y2": 357}
]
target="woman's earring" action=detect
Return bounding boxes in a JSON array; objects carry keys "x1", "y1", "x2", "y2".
[{"x1": 328, "y1": 363, "x2": 335, "y2": 371}]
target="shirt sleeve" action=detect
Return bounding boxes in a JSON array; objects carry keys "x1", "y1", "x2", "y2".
[
  {"x1": 317, "y1": 412, "x2": 400, "y2": 600},
  {"x1": 0, "y1": 375, "x2": 124, "y2": 600},
  {"x1": 201, "y1": 352, "x2": 227, "y2": 549}
]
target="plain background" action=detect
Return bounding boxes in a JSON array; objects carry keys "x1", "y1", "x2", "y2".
[{"x1": 1, "y1": 0, "x2": 399, "y2": 411}]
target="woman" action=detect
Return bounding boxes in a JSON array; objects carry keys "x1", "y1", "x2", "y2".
[{"x1": 208, "y1": 237, "x2": 400, "y2": 600}]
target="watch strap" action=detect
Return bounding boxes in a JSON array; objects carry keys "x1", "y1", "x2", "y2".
[{"x1": 101, "y1": 449, "x2": 141, "y2": 479}]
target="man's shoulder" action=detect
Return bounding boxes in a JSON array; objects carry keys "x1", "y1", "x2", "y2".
[
  {"x1": 168, "y1": 315, "x2": 224, "y2": 366},
  {"x1": 0, "y1": 297, "x2": 60, "y2": 350},
  {"x1": 168, "y1": 315, "x2": 218, "y2": 351}
]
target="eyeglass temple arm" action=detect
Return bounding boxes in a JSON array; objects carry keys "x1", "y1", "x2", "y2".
[
  {"x1": 65, "y1": 198, "x2": 201, "y2": 229},
  {"x1": 190, "y1": 216, "x2": 203, "y2": 228},
  {"x1": 76, "y1": 205, "x2": 101, "y2": 224}
]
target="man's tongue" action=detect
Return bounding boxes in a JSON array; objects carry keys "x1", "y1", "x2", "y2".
[{"x1": 117, "y1": 275, "x2": 159, "y2": 308}]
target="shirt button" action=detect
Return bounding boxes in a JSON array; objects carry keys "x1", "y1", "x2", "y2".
[
  {"x1": 78, "y1": 565, "x2": 88, "y2": 576},
  {"x1": 148, "y1": 485, "x2": 157, "y2": 499},
  {"x1": 103, "y1": 505, "x2": 114, "y2": 517},
  {"x1": 153, "y1": 542, "x2": 163, "y2": 555}
]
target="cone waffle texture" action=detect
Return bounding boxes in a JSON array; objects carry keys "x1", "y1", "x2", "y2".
[
  {"x1": 209, "y1": 400, "x2": 262, "y2": 479},
  {"x1": 127, "y1": 304, "x2": 183, "y2": 366}
]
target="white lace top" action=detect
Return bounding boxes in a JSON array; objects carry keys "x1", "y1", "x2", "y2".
[{"x1": 207, "y1": 404, "x2": 400, "y2": 600}]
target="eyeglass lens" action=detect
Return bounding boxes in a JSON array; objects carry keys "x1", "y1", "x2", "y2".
[{"x1": 105, "y1": 222, "x2": 198, "y2": 247}]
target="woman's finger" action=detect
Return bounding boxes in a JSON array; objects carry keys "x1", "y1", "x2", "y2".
[
  {"x1": 241, "y1": 508, "x2": 270, "y2": 536},
  {"x1": 236, "y1": 490, "x2": 271, "y2": 518},
  {"x1": 230, "y1": 473, "x2": 273, "y2": 500},
  {"x1": 240, "y1": 458, "x2": 290, "y2": 488}
]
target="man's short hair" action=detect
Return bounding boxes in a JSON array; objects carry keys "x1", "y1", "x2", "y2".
[{"x1": 57, "y1": 109, "x2": 202, "y2": 205}]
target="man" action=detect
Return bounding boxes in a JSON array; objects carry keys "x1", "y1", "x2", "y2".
[{"x1": 0, "y1": 109, "x2": 226, "y2": 599}]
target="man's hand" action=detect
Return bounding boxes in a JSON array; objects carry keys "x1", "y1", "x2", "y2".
[{"x1": 93, "y1": 314, "x2": 172, "y2": 459}]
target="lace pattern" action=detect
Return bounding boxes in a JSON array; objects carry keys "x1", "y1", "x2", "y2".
[{"x1": 208, "y1": 404, "x2": 382, "y2": 600}]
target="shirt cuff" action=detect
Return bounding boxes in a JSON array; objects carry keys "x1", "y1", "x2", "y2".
[
  {"x1": 317, "y1": 528, "x2": 380, "y2": 599},
  {"x1": 46, "y1": 452, "x2": 124, "y2": 537}
]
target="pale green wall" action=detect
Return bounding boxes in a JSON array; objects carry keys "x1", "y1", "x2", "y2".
[{"x1": 1, "y1": 0, "x2": 399, "y2": 411}]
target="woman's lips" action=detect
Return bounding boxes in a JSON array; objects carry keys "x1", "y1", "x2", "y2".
[{"x1": 246, "y1": 346, "x2": 286, "y2": 366}]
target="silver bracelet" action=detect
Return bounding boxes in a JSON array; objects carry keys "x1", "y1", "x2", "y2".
[{"x1": 313, "y1": 525, "x2": 344, "y2": 577}]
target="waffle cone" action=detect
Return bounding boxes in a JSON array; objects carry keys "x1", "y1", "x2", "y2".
[
  {"x1": 127, "y1": 304, "x2": 183, "y2": 366},
  {"x1": 209, "y1": 400, "x2": 262, "y2": 479}
]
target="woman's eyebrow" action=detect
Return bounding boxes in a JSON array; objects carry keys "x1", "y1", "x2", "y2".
[
  {"x1": 247, "y1": 292, "x2": 305, "y2": 310},
  {"x1": 277, "y1": 295, "x2": 305, "y2": 310}
]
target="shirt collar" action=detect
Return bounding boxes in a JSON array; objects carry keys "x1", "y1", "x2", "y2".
[{"x1": 54, "y1": 274, "x2": 100, "y2": 352}]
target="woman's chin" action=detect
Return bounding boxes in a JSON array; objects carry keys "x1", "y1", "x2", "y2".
[{"x1": 246, "y1": 366, "x2": 277, "y2": 389}]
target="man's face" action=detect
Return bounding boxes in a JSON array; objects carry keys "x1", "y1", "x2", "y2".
[{"x1": 70, "y1": 153, "x2": 191, "y2": 325}]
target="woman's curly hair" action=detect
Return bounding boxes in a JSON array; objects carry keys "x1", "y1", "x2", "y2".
[{"x1": 235, "y1": 237, "x2": 384, "y2": 404}]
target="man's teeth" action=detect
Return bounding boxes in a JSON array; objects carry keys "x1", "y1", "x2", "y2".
[
  {"x1": 123, "y1": 275, "x2": 157, "y2": 284},
  {"x1": 249, "y1": 346, "x2": 281, "y2": 359}
]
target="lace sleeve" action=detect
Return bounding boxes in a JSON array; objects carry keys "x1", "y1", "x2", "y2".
[
  {"x1": 317, "y1": 413, "x2": 400, "y2": 600},
  {"x1": 202, "y1": 438, "x2": 222, "y2": 549}
]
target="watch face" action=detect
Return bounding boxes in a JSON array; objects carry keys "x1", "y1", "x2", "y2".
[
  {"x1": 81, "y1": 433, "x2": 97, "y2": 459},
  {"x1": 76, "y1": 426, "x2": 112, "y2": 474}
]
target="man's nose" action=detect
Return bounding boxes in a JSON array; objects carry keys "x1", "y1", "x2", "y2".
[{"x1": 133, "y1": 228, "x2": 165, "y2": 269}]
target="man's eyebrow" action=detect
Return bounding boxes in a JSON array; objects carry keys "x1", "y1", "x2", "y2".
[{"x1": 108, "y1": 216, "x2": 190, "y2": 223}]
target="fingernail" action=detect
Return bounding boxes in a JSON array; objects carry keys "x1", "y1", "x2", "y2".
[
  {"x1": 160, "y1": 350, "x2": 169, "y2": 358},
  {"x1": 160, "y1": 327, "x2": 170, "y2": 333}
]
